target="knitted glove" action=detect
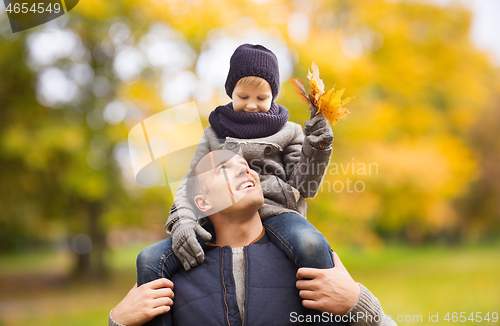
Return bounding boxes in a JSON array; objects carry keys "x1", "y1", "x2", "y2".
[
  {"x1": 304, "y1": 107, "x2": 333, "y2": 149},
  {"x1": 171, "y1": 218, "x2": 212, "y2": 271}
]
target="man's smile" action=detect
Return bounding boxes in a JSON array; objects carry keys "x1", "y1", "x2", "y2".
[{"x1": 236, "y1": 180, "x2": 255, "y2": 191}]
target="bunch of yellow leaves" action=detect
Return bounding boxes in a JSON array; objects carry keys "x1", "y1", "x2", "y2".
[{"x1": 289, "y1": 61, "x2": 354, "y2": 125}]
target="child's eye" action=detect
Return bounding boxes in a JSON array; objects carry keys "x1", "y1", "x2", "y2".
[
  {"x1": 257, "y1": 97, "x2": 265, "y2": 101},
  {"x1": 239, "y1": 96, "x2": 248, "y2": 100}
]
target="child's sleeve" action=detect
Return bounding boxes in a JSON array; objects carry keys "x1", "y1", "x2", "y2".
[
  {"x1": 164, "y1": 128, "x2": 214, "y2": 234},
  {"x1": 283, "y1": 122, "x2": 332, "y2": 199}
]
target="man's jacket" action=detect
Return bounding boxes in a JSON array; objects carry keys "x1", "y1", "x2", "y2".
[{"x1": 168, "y1": 234, "x2": 347, "y2": 326}]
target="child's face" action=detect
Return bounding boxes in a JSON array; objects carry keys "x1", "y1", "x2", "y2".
[{"x1": 231, "y1": 80, "x2": 273, "y2": 113}]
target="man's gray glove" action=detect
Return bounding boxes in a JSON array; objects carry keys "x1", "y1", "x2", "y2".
[
  {"x1": 171, "y1": 218, "x2": 212, "y2": 271},
  {"x1": 304, "y1": 107, "x2": 333, "y2": 149}
]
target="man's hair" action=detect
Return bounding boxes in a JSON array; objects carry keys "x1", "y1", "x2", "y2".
[
  {"x1": 186, "y1": 165, "x2": 209, "y2": 209},
  {"x1": 185, "y1": 149, "x2": 241, "y2": 212},
  {"x1": 235, "y1": 76, "x2": 269, "y2": 89}
]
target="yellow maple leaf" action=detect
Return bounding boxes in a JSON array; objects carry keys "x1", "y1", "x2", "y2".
[{"x1": 289, "y1": 61, "x2": 354, "y2": 125}]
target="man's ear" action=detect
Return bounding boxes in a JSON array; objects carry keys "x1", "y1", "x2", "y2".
[{"x1": 194, "y1": 195, "x2": 212, "y2": 213}]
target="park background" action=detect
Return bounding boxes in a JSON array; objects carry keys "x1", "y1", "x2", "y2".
[{"x1": 0, "y1": 0, "x2": 499, "y2": 325}]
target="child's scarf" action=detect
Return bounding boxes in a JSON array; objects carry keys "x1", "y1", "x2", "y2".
[{"x1": 209, "y1": 102, "x2": 289, "y2": 139}]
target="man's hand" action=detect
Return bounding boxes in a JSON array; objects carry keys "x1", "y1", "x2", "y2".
[
  {"x1": 171, "y1": 218, "x2": 212, "y2": 270},
  {"x1": 296, "y1": 252, "x2": 360, "y2": 315},
  {"x1": 304, "y1": 106, "x2": 333, "y2": 149},
  {"x1": 111, "y1": 279, "x2": 174, "y2": 326}
]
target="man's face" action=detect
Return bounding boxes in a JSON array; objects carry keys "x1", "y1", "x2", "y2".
[
  {"x1": 231, "y1": 79, "x2": 273, "y2": 113},
  {"x1": 193, "y1": 150, "x2": 264, "y2": 215}
]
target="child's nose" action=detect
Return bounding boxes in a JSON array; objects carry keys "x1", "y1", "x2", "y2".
[{"x1": 247, "y1": 102, "x2": 257, "y2": 109}]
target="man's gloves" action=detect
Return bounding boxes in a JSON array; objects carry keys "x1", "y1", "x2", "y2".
[
  {"x1": 304, "y1": 107, "x2": 333, "y2": 149},
  {"x1": 171, "y1": 218, "x2": 212, "y2": 271}
]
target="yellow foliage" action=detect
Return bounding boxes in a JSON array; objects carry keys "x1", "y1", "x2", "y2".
[
  {"x1": 80, "y1": 174, "x2": 109, "y2": 201},
  {"x1": 290, "y1": 62, "x2": 354, "y2": 125},
  {"x1": 367, "y1": 136, "x2": 476, "y2": 198},
  {"x1": 74, "y1": 0, "x2": 117, "y2": 19},
  {"x1": 117, "y1": 80, "x2": 165, "y2": 116}
]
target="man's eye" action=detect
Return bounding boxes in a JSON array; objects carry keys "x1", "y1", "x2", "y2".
[{"x1": 217, "y1": 165, "x2": 227, "y2": 174}]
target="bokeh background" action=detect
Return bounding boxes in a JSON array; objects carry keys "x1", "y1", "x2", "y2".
[{"x1": 1, "y1": 0, "x2": 499, "y2": 325}]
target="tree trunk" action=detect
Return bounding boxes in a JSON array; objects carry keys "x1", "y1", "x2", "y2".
[
  {"x1": 73, "y1": 200, "x2": 109, "y2": 280},
  {"x1": 89, "y1": 201, "x2": 109, "y2": 278}
]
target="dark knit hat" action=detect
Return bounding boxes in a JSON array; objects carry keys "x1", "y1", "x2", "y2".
[{"x1": 225, "y1": 44, "x2": 280, "y2": 100}]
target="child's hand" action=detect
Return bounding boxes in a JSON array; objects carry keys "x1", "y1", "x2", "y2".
[
  {"x1": 308, "y1": 105, "x2": 319, "y2": 120},
  {"x1": 304, "y1": 106, "x2": 333, "y2": 149},
  {"x1": 171, "y1": 218, "x2": 212, "y2": 270}
]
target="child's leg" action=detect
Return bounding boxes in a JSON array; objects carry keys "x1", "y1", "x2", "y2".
[
  {"x1": 136, "y1": 237, "x2": 182, "y2": 285},
  {"x1": 264, "y1": 213, "x2": 346, "y2": 325},
  {"x1": 136, "y1": 222, "x2": 215, "y2": 285},
  {"x1": 263, "y1": 212, "x2": 334, "y2": 269},
  {"x1": 136, "y1": 222, "x2": 215, "y2": 325},
  {"x1": 136, "y1": 238, "x2": 179, "y2": 326}
]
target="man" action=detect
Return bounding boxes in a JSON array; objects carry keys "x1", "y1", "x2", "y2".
[{"x1": 110, "y1": 150, "x2": 394, "y2": 326}]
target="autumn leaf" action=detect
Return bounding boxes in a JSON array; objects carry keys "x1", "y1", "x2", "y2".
[
  {"x1": 289, "y1": 61, "x2": 354, "y2": 125},
  {"x1": 289, "y1": 78, "x2": 310, "y2": 106}
]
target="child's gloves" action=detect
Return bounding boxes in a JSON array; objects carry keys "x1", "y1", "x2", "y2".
[
  {"x1": 304, "y1": 107, "x2": 334, "y2": 149},
  {"x1": 171, "y1": 218, "x2": 212, "y2": 271}
]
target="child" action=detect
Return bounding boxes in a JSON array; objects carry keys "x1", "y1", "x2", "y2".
[{"x1": 137, "y1": 43, "x2": 334, "y2": 283}]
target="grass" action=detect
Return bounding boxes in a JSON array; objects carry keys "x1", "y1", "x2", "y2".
[
  {"x1": 0, "y1": 242, "x2": 499, "y2": 326},
  {"x1": 339, "y1": 242, "x2": 500, "y2": 325}
]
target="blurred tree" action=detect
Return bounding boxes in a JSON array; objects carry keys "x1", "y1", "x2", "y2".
[
  {"x1": 0, "y1": 7, "x2": 172, "y2": 278},
  {"x1": 0, "y1": 28, "x2": 122, "y2": 278},
  {"x1": 458, "y1": 91, "x2": 500, "y2": 241},
  {"x1": 0, "y1": 32, "x2": 44, "y2": 251}
]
